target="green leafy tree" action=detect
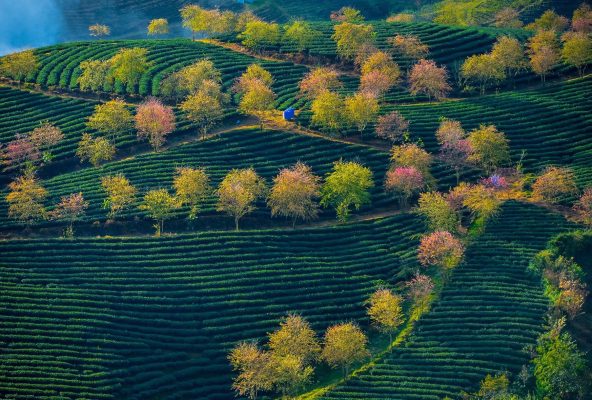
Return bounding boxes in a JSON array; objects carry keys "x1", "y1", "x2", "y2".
[
  {"x1": 367, "y1": 288, "x2": 404, "y2": 341},
  {"x1": 283, "y1": 20, "x2": 321, "y2": 53},
  {"x1": 6, "y1": 175, "x2": 47, "y2": 225},
  {"x1": 0, "y1": 50, "x2": 39, "y2": 87},
  {"x1": 416, "y1": 191, "x2": 459, "y2": 233},
  {"x1": 311, "y1": 91, "x2": 345, "y2": 133},
  {"x1": 332, "y1": 22, "x2": 375, "y2": 61},
  {"x1": 321, "y1": 160, "x2": 374, "y2": 222},
  {"x1": 177, "y1": 59, "x2": 222, "y2": 94},
  {"x1": 467, "y1": 125, "x2": 510, "y2": 174},
  {"x1": 139, "y1": 189, "x2": 179, "y2": 236},
  {"x1": 345, "y1": 92, "x2": 379, "y2": 135},
  {"x1": 76, "y1": 133, "x2": 116, "y2": 167},
  {"x1": 180, "y1": 90, "x2": 224, "y2": 139},
  {"x1": 101, "y1": 174, "x2": 137, "y2": 218},
  {"x1": 238, "y1": 79, "x2": 276, "y2": 130},
  {"x1": 108, "y1": 47, "x2": 152, "y2": 91},
  {"x1": 173, "y1": 167, "x2": 211, "y2": 220},
  {"x1": 461, "y1": 54, "x2": 506, "y2": 94},
  {"x1": 268, "y1": 314, "x2": 321, "y2": 366},
  {"x1": 78, "y1": 60, "x2": 112, "y2": 95},
  {"x1": 240, "y1": 20, "x2": 281, "y2": 52},
  {"x1": 321, "y1": 322, "x2": 369, "y2": 376},
  {"x1": 217, "y1": 168, "x2": 267, "y2": 231},
  {"x1": 148, "y1": 18, "x2": 169, "y2": 36},
  {"x1": 562, "y1": 32, "x2": 592, "y2": 77},
  {"x1": 87, "y1": 99, "x2": 133, "y2": 140}
]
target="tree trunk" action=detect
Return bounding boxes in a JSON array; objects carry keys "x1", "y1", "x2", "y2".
[
  {"x1": 235, "y1": 216, "x2": 240, "y2": 231},
  {"x1": 292, "y1": 217, "x2": 297, "y2": 229}
]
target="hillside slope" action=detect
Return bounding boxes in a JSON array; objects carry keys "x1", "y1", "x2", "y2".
[{"x1": 319, "y1": 202, "x2": 576, "y2": 399}]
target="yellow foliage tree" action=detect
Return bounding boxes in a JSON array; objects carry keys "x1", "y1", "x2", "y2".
[
  {"x1": 6, "y1": 175, "x2": 47, "y2": 225},
  {"x1": 321, "y1": 322, "x2": 369, "y2": 376},
  {"x1": 367, "y1": 288, "x2": 404, "y2": 340},
  {"x1": 217, "y1": 168, "x2": 267, "y2": 231},
  {"x1": 101, "y1": 174, "x2": 137, "y2": 218}
]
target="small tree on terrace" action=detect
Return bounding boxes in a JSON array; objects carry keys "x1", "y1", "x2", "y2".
[
  {"x1": 229, "y1": 341, "x2": 273, "y2": 400},
  {"x1": 467, "y1": 124, "x2": 510, "y2": 174},
  {"x1": 240, "y1": 20, "x2": 281, "y2": 52},
  {"x1": 0, "y1": 50, "x2": 39, "y2": 87},
  {"x1": 89, "y1": 24, "x2": 110, "y2": 38},
  {"x1": 385, "y1": 166, "x2": 425, "y2": 208},
  {"x1": 572, "y1": 3, "x2": 592, "y2": 33},
  {"x1": 494, "y1": 7, "x2": 523, "y2": 29},
  {"x1": 389, "y1": 34, "x2": 429, "y2": 65},
  {"x1": 528, "y1": 30, "x2": 561, "y2": 83},
  {"x1": 408, "y1": 59, "x2": 451, "y2": 101},
  {"x1": 418, "y1": 231, "x2": 464, "y2": 277},
  {"x1": 234, "y1": 64, "x2": 274, "y2": 93},
  {"x1": 405, "y1": 273, "x2": 435, "y2": 316},
  {"x1": 217, "y1": 168, "x2": 267, "y2": 231},
  {"x1": 76, "y1": 133, "x2": 115, "y2": 167},
  {"x1": 299, "y1": 67, "x2": 342, "y2": 99},
  {"x1": 173, "y1": 167, "x2": 211, "y2": 220},
  {"x1": 476, "y1": 373, "x2": 510, "y2": 399},
  {"x1": 461, "y1": 54, "x2": 505, "y2": 94},
  {"x1": 148, "y1": 18, "x2": 169, "y2": 36},
  {"x1": 332, "y1": 22, "x2": 376, "y2": 61},
  {"x1": 345, "y1": 92, "x2": 379, "y2": 136},
  {"x1": 375, "y1": 111, "x2": 409, "y2": 143},
  {"x1": 532, "y1": 166, "x2": 579, "y2": 204},
  {"x1": 573, "y1": 187, "x2": 592, "y2": 227},
  {"x1": 21, "y1": 121, "x2": 60, "y2": 165},
  {"x1": 366, "y1": 288, "x2": 404, "y2": 341},
  {"x1": 562, "y1": 32, "x2": 592, "y2": 77},
  {"x1": 108, "y1": 47, "x2": 152, "y2": 91},
  {"x1": 139, "y1": 189, "x2": 179, "y2": 236},
  {"x1": 268, "y1": 162, "x2": 321, "y2": 228},
  {"x1": 6, "y1": 175, "x2": 47, "y2": 225},
  {"x1": 436, "y1": 119, "x2": 471, "y2": 183},
  {"x1": 135, "y1": 98, "x2": 176, "y2": 151},
  {"x1": 78, "y1": 60, "x2": 112, "y2": 96},
  {"x1": 87, "y1": 99, "x2": 133, "y2": 141},
  {"x1": 491, "y1": 36, "x2": 528, "y2": 80},
  {"x1": 526, "y1": 10, "x2": 569, "y2": 32},
  {"x1": 177, "y1": 59, "x2": 222, "y2": 94},
  {"x1": 321, "y1": 160, "x2": 374, "y2": 222},
  {"x1": 416, "y1": 191, "x2": 459, "y2": 233},
  {"x1": 101, "y1": 174, "x2": 137, "y2": 218},
  {"x1": 181, "y1": 89, "x2": 225, "y2": 140},
  {"x1": 283, "y1": 20, "x2": 321, "y2": 53},
  {"x1": 311, "y1": 91, "x2": 345, "y2": 134},
  {"x1": 50, "y1": 192, "x2": 88, "y2": 237},
  {"x1": 3, "y1": 134, "x2": 40, "y2": 172},
  {"x1": 360, "y1": 51, "x2": 401, "y2": 96},
  {"x1": 330, "y1": 7, "x2": 365, "y2": 23},
  {"x1": 180, "y1": 5, "x2": 207, "y2": 40},
  {"x1": 268, "y1": 314, "x2": 321, "y2": 365},
  {"x1": 321, "y1": 322, "x2": 369, "y2": 377},
  {"x1": 390, "y1": 143, "x2": 434, "y2": 186},
  {"x1": 238, "y1": 79, "x2": 276, "y2": 130},
  {"x1": 271, "y1": 354, "x2": 313, "y2": 398}
]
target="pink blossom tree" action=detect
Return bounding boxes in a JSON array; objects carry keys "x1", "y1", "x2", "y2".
[
  {"x1": 408, "y1": 59, "x2": 451, "y2": 101},
  {"x1": 385, "y1": 166, "x2": 424, "y2": 208},
  {"x1": 418, "y1": 231, "x2": 464, "y2": 277},
  {"x1": 375, "y1": 111, "x2": 409, "y2": 143},
  {"x1": 135, "y1": 98, "x2": 176, "y2": 151},
  {"x1": 3, "y1": 134, "x2": 40, "y2": 172},
  {"x1": 50, "y1": 192, "x2": 89, "y2": 237}
]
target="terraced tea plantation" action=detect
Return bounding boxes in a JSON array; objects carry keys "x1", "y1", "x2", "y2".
[
  {"x1": 0, "y1": 213, "x2": 423, "y2": 400},
  {"x1": 30, "y1": 39, "x2": 307, "y2": 103}
]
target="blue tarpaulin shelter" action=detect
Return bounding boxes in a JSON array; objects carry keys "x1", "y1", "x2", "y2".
[{"x1": 283, "y1": 107, "x2": 295, "y2": 121}]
